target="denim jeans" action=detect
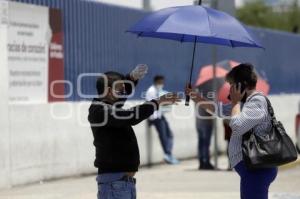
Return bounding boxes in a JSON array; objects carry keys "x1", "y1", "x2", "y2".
[
  {"x1": 149, "y1": 116, "x2": 173, "y2": 155},
  {"x1": 196, "y1": 123, "x2": 213, "y2": 164},
  {"x1": 96, "y1": 173, "x2": 136, "y2": 199}
]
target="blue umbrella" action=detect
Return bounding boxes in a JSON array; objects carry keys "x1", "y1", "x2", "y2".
[{"x1": 127, "y1": 1, "x2": 263, "y2": 105}]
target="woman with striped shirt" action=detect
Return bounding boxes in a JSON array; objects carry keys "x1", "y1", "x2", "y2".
[{"x1": 186, "y1": 63, "x2": 278, "y2": 199}]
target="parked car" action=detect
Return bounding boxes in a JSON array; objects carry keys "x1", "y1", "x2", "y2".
[{"x1": 296, "y1": 104, "x2": 300, "y2": 153}]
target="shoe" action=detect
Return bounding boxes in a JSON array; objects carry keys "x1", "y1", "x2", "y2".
[
  {"x1": 227, "y1": 168, "x2": 233, "y2": 171},
  {"x1": 170, "y1": 156, "x2": 180, "y2": 164},
  {"x1": 164, "y1": 154, "x2": 180, "y2": 165},
  {"x1": 199, "y1": 162, "x2": 215, "y2": 170}
]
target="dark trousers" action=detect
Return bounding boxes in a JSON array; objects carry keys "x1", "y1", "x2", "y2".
[
  {"x1": 196, "y1": 123, "x2": 213, "y2": 164},
  {"x1": 149, "y1": 116, "x2": 173, "y2": 155},
  {"x1": 235, "y1": 161, "x2": 278, "y2": 199}
]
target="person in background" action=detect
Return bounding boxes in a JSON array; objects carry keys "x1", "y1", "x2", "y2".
[
  {"x1": 146, "y1": 75, "x2": 179, "y2": 165},
  {"x1": 195, "y1": 105, "x2": 215, "y2": 170},
  {"x1": 88, "y1": 65, "x2": 181, "y2": 199}
]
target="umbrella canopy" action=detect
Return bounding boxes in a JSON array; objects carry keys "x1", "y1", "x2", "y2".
[
  {"x1": 195, "y1": 60, "x2": 270, "y2": 104},
  {"x1": 127, "y1": 4, "x2": 263, "y2": 105},
  {"x1": 128, "y1": 6, "x2": 263, "y2": 48}
]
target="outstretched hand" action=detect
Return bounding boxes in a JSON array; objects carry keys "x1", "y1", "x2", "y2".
[
  {"x1": 185, "y1": 85, "x2": 216, "y2": 113},
  {"x1": 130, "y1": 64, "x2": 148, "y2": 81},
  {"x1": 185, "y1": 85, "x2": 201, "y2": 103},
  {"x1": 157, "y1": 93, "x2": 181, "y2": 106}
]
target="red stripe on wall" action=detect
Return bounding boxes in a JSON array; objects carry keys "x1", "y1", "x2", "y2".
[{"x1": 48, "y1": 8, "x2": 64, "y2": 102}]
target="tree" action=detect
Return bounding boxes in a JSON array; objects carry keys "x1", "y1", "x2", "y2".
[{"x1": 236, "y1": 0, "x2": 300, "y2": 33}]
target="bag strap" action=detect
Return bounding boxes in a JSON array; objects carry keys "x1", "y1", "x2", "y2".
[
  {"x1": 263, "y1": 96, "x2": 276, "y2": 119},
  {"x1": 247, "y1": 93, "x2": 277, "y2": 122}
]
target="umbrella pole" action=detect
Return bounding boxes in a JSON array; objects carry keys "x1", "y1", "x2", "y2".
[
  {"x1": 185, "y1": 0, "x2": 202, "y2": 106},
  {"x1": 185, "y1": 38, "x2": 197, "y2": 106}
]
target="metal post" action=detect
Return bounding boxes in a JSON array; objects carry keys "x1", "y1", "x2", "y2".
[
  {"x1": 146, "y1": 120, "x2": 153, "y2": 168},
  {"x1": 143, "y1": 0, "x2": 151, "y2": 11},
  {"x1": 212, "y1": 46, "x2": 218, "y2": 168},
  {"x1": 211, "y1": 0, "x2": 219, "y2": 169}
]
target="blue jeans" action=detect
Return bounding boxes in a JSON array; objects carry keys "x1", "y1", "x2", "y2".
[
  {"x1": 234, "y1": 161, "x2": 278, "y2": 199},
  {"x1": 149, "y1": 116, "x2": 173, "y2": 155},
  {"x1": 96, "y1": 173, "x2": 136, "y2": 199},
  {"x1": 196, "y1": 123, "x2": 213, "y2": 164}
]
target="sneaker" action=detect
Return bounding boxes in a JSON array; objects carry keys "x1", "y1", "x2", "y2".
[
  {"x1": 170, "y1": 156, "x2": 180, "y2": 164},
  {"x1": 164, "y1": 154, "x2": 180, "y2": 165}
]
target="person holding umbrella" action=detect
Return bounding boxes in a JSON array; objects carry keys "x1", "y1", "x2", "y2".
[
  {"x1": 194, "y1": 60, "x2": 269, "y2": 170},
  {"x1": 186, "y1": 63, "x2": 278, "y2": 199},
  {"x1": 88, "y1": 65, "x2": 181, "y2": 199}
]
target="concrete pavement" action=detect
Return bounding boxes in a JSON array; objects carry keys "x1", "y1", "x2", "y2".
[{"x1": 0, "y1": 159, "x2": 300, "y2": 199}]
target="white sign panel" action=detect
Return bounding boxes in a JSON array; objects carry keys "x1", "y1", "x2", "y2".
[
  {"x1": 7, "y1": 2, "x2": 51, "y2": 104},
  {"x1": 0, "y1": 1, "x2": 9, "y2": 105}
]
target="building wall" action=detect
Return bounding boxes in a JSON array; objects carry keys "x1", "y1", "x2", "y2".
[
  {"x1": 0, "y1": 94, "x2": 299, "y2": 188},
  {"x1": 12, "y1": 0, "x2": 300, "y2": 100}
]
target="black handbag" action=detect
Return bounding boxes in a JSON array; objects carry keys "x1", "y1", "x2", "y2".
[{"x1": 242, "y1": 95, "x2": 298, "y2": 169}]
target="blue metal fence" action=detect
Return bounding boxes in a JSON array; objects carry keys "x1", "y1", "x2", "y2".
[{"x1": 13, "y1": 0, "x2": 300, "y2": 100}]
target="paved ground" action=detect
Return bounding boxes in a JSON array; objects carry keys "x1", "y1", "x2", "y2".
[{"x1": 0, "y1": 159, "x2": 300, "y2": 199}]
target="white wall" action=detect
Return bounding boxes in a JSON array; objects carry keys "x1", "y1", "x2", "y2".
[
  {"x1": 0, "y1": 5, "x2": 10, "y2": 188},
  {"x1": 0, "y1": 94, "x2": 299, "y2": 188}
]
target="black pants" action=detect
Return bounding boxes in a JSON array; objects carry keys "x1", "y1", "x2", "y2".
[
  {"x1": 149, "y1": 116, "x2": 173, "y2": 155},
  {"x1": 235, "y1": 161, "x2": 278, "y2": 199}
]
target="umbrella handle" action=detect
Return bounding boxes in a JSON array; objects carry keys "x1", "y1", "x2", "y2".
[
  {"x1": 185, "y1": 83, "x2": 192, "y2": 106},
  {"x1": 185, "y1": 95, "x2": 190, "y2": 106}
]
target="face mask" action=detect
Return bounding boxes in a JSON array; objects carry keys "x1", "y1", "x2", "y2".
[
  {"x1": 109, "y1": 89, "x2": 127, "y2": 108},
  {"x1": 114, "y1": 90, "x2": 127, "y2": 97},
  {"x1": 108, "y1": 89, "x2": 126, "y2": 100},
  {"x1": 156, "y1": 84, "x2": 164, "y2": 91}
]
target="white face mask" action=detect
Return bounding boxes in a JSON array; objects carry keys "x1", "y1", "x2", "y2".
[{"x1": 156, "y1": 84, "x2": 164, "y2": 91}]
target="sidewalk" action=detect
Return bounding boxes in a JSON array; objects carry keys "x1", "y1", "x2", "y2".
[{"x1": 0, "y1": 158, "x2": 300, "y2": 199}]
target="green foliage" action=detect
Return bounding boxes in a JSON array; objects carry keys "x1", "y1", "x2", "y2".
[{"x1": 236, "y1": 0, "x2": 300, "y2": 33}]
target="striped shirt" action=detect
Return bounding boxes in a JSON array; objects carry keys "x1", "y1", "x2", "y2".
[{"x1": 220, "y1": 92, "x2": 272, "y2": 168}]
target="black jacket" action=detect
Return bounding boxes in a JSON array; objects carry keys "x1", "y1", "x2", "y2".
[{"x1": 88, "y1": 75, "x2": 158, "y2": 173}]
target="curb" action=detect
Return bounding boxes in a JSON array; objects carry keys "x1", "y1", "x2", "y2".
[{"x1": 279, "y1": 157, "x2": 300, "y2": 171}]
